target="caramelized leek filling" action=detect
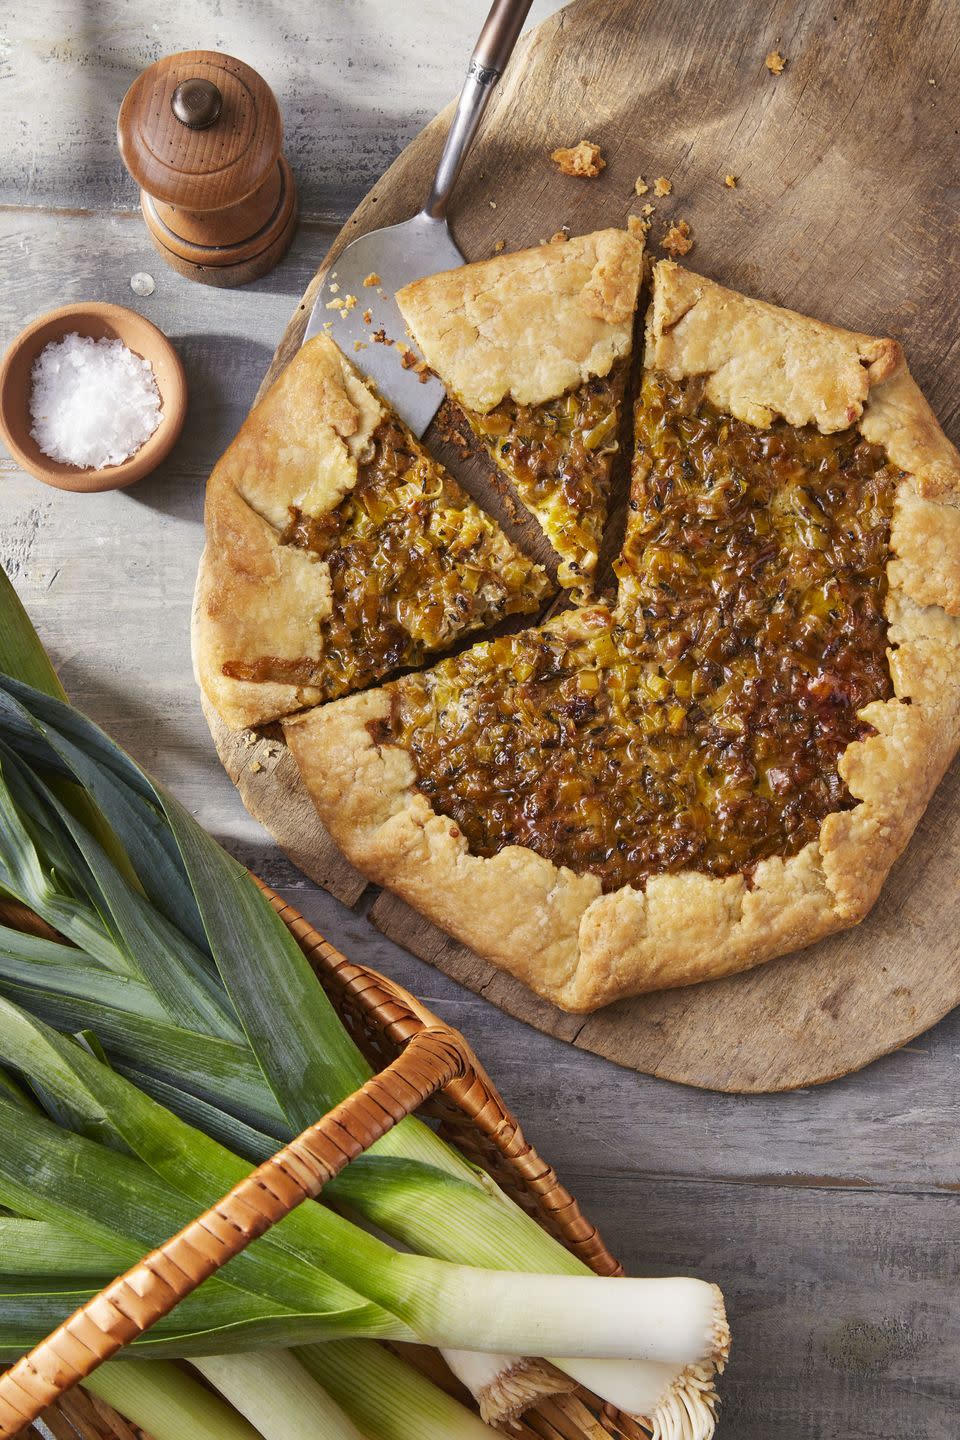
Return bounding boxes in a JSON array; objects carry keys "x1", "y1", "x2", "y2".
[
  {"x1": 223, "y1": 418, "x2": 551, "y2": 701},
  {"x1": 466, "y1": 361, "x2": 627, "y2": 587},
  {"x1": 375, "y1": 374, "x2": 899, "y2": 892}
]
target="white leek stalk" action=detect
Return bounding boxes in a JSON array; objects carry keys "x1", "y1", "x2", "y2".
[
  {"x1": 442, "y1": 1348, "x2": 573, "y2": 1424},
  {"x1": 195, "y1": 1350, "x2": 367, "y2": 1440},
  {"x1": 83, "y1": 1359, "x2": 261, "y2": 1440},
  {"x1": 297, "y1": 1340, "x2": 497, "y2": 1440}
]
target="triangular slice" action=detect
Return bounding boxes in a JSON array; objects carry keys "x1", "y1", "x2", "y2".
[
  {"x1": 194, "y1": 335, "x2": 551, "y2": 730},
  {"x1": 396, "y1": 229, "x2": 644, "y2": 590}
]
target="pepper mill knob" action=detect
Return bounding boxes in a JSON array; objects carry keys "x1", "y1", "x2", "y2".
[{"x1": 117, "y1": 50, "x2": 298, "y2": 288}]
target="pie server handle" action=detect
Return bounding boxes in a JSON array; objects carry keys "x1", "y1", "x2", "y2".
[{"x1": 423, "y1": 0, "x2": 534, "y2": 221}]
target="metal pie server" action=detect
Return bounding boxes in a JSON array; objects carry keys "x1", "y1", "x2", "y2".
[{"x1": 302, "y1": 0, "x2": 533, "y2": 436}]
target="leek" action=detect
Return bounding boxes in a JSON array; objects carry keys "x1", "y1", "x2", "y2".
[
  {"x1": 194, "y1": 1351, "x2": 367, "y2": 1440},
  {"x1": 0, "y1": 587, "x2": 729, "y2": 1433},
  {"x1": 298, "y1": 1340, "x2": 496, "y2": 1440},
  {"x1": 84, "y1": 1359, "x2": 262, "y2": 1440}
]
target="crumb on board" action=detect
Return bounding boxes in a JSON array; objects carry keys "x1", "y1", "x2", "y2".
[
  {"x1": 362, "y1": 272, "x2": 380, "y2": 287},
  {"x1": 627, "y1": 214, "x2": 648, "y2": 239},
  {"x1": 372, "y1": 327, "x2": 391, "y2": 345},
  {"x1": 489, "y1": 200, "x2": 498, "y2": 209},
  {"x1": 653, "y1": 176, "x2": 672, "y2": 197},
  {"x1": 249, "y1": 761, "x2": 263, "y2": 774},
  {"x1": 634, "y1": 176, "x2": 649, "y2": 195},
  {"x1": 322, "y1": 320, "x2": 333, "y2": 331},
  {"x1": 362, "y1": 308, "x2": 373, "y2": 324},
  {"x1": 353, "y1": 340, "x2": 366, "y2": 352},
  {"x1": 328, "y1": 281, "x2": 340, "y2": 294},
  {"x1": 724, "y1": 174, "x2": 738, "y2": 188},
  {"x1": 661, "y1": 218, "x2": 694, "y2": 256},
  {"x1": 765, "y1": 50, "x2": 787, "y2": 74},
  {"x1": 549, "y1": 229, "x2": 569, "y2": 244},
  {"x1": 641, "y1": 203, "x2": 655, "y2": 216},
  {"x1": 493, "y1": 239, "x2": 506, "y2": 253},
  {"x1": 550, "y1": 140, "x2": 606, "y2": 178}
]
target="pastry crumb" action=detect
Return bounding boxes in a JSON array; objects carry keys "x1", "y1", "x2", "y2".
[
  {"x1": 372, "y1": 327, "x2": 392, "y2": 345},
  {"x1": 249, "y1": 761, "x2": 263, "y2": 774},
  {"x1": 353, "y1": 340, "x2": 366, "y2": 352},
  {"x1": 653, "y1": 176, "x2": 672, "y2": 196},
  {"x1": 493, "y1": 239, "x2": 506, "y2": 253},
  {"x1": 549, "y1": 229, "x2": 568, "y2": 244},
  {"x1": 550, "y1": 140, "x2": 606, "y2": 178},
  {"x1": 322, "y1": 320, "x2": 333, "y2": 331},
  {"x1": 362, "y1": 308, "x2": 373, "y2": 324},
  {"x1": 724, "y1": 173, "x2": 738, "y2": 188},
  {"x1": 398, "y1": 346, "x2": 417, "y2": 370},
  {"x1": 489, "y1": 200, "x2": 498, "y2": 210},
  {"x1": 661, "y1": 218, "x2": 694, "y2": 256},
  {"x1": 328, "y1": 281, "x2": 340, "y2": 294},
  {"x1": 641, "y1": 203, "x2": 655, "y2": 216},
  {"x1": 362, "y1": 272, "x2": 380, "y2": 287},
  {"x1": 765, "y1": 49, "x2": 787, "y2": 73},
  {"x1": 634, "y1": 176, "x2": 649, "y2": 195},
  {"x1": 627, "y1": 213, "x2": 649, "y2": 239}
]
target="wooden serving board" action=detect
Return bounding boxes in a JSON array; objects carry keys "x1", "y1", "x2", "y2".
[{"x1": 206, "y1": 0, "x2": 960, "y2": 1093}]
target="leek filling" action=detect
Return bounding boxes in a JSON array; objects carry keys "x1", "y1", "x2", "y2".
[
  {"x1": 465, "y1": 361, "x2": 628, "y2": 588},
  {"x1": 375, "y1": 373, "x2": 899, "y2": 893},
  {"x1": 222, "y1": 417, "x2": 551, "y2": 701}
]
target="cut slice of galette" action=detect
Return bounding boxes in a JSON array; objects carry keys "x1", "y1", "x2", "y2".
[
  {"x1": 194, "y1": 334, "x2": 552, "y2": 730},
  {"x1": 283, "y1": 264, "x2": 960, "y2": 1012},
  {"x1": 396, "y1": 228, "x2": 644, "y2": 591}
]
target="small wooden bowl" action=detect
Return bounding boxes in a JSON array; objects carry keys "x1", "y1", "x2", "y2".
[{"x1": 0, "y1": 303, "x2": 187, "y2": 493}]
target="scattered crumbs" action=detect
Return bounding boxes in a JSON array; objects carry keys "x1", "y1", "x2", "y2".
[
  {"x1": 550, "y1": 140, "x2": 606, "y2": 178},
  {"x1": 129, "y1": 272, "x2": 155, "y2": 297},
  {"x1": 493, "y1": 239, "x2": 506, "y2": 254},
  {"x1": 325, "y1": 297, "x2": 344, "y2": 311},
  {"x1": 249, "y1": 761, "x2": 263, "y2": 774},
  {"x1": 362, "y1": 272, "x2": 381, "y2": 286},
  {"x1": 414, "y1": 360, "x2": 431, "y2": 385},
  {"x1": 724, "y1": 173, "x2": 738, "y2": 188},
  {"x1": 928, "y1": 77, "x2": 937, "y2": 86},
  {"x1": 362, "y1": 308, "x2": 373, "y2": 324},
  {"x1": 353, "y1": 340, "x2": 367, "y2": 352},
  {"x1": 399, "y1": 347, "x2": 417, "y2": 370},
  {"x1": 549, "y1": 229, "x2": 569, "y2": 244},
  {"x1": 241, "y1": 731, "x2": 257, "y2": 747},
  {"x1": 642, "y1": 203, "x2": 655, "y2": 216},
  {"x1": 328, "y1": 281, "x2": 340, "y2": 294},
  {"x1": 634, "y1": 176, "x2": 649, "y2": 195},
  {"x1": 322, "y1": 320, "x2": 333, "y2": 331},
  {"x1": 765, "y1": 49, "x2": 787, "y2": 74},
  {"x1": 661, "y1": 218, "x2": 694, "y2": 256},
  {"x1": 342, "y1": 294, "x2": 358, "y2": 312},
  {"x1": 627, "y1": 214, "x2": 648, "y2": 239},
  {"x1": 372, "y1": 326, "x2": 391, "y2": 345},
  {"x1": 653, "y1": 176, "x2": 672, "y2": 196},
  {"x1": 489, "y1": 200, "x2": 498, "y2": 209}
]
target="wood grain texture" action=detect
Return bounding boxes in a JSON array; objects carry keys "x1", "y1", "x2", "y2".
[
  {"x1": 2, "y1": 8, "x2": 959, "y2": 1433},
  {"x1": 208, "y1": 0, "x2": 960, "y2": 1092}
]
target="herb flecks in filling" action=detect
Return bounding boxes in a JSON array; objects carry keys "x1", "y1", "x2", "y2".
[
  {"x1": 223, "y1": 418, "x2": 551, "y2": 700},
  {"x1": 466, "y1": 361, "x2": 627, "y2": 588},
  {"x1": 377, "y1": 373, "x2": 900, "y2": 893}
]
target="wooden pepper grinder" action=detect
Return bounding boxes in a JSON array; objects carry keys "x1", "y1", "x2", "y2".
[{"x1": 117, "y1": 50, "x2": 298, "y2": 287}]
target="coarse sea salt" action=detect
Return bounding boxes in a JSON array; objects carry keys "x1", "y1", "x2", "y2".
[{"x1": 29, "y1": 332, "x2": 163, "y2": 470}]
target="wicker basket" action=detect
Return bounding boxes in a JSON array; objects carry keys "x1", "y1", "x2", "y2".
[{"x1": 5, "y1": 881, "x2": 647, "y2": 1440}]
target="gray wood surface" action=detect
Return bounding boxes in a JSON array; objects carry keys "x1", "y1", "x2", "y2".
[{"x1": 1, "y1": 5, "x2": 958, "y2": 1436}]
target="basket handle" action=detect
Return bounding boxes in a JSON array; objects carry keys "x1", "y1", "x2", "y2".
[{"x1": 0, "y1": 1026, "x2": 466, "y2": 1438}]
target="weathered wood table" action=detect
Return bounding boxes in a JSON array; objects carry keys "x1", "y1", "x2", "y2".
[{"x1": 1, "y1": 4, "x2": 957, "y2": 1435}]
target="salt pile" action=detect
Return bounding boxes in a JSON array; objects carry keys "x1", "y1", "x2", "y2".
[{"x1": 29, "y1": 332, "x2": 163, "y2": 469}]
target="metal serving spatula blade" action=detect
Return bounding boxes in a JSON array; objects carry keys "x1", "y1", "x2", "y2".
[{"x1": 303, "y1": 0, "x2": 533, "y2": 437}]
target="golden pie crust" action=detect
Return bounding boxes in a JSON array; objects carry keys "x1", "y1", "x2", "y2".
[{"x1": 283, "y1": 262, "x2": 960, "y2": 1013}]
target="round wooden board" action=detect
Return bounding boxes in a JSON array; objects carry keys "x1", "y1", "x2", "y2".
[{"x1": 205, "y1": 0, "x2": 960, "y2": 1092}]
